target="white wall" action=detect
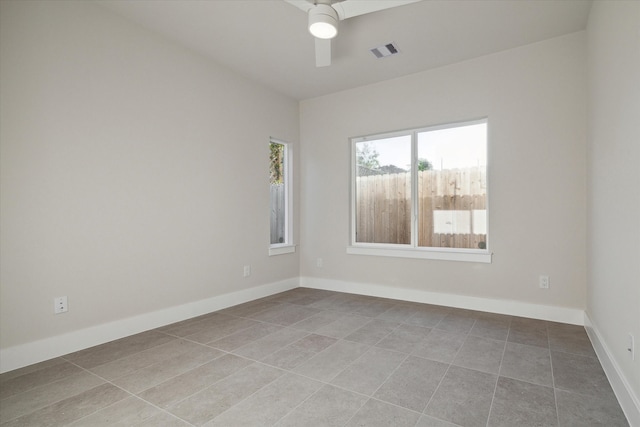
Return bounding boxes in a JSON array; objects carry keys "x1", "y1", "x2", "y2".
[
  {"x1": 586, "y1": 0, "x2": 640, "y2": 419},
  {"x1": 300, "y1": 32, "x2": 587, "y2": 315},
  {"x1": 0, "y1": 0, "x2": 299, "y2": 363}
]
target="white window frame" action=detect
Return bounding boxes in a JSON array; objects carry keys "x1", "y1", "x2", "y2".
[
  {"x1": 269, "y1": 138, "x2": 295, "y2": 256},
  {"x1": 348, "y1": 119, "x2": 491, "y2": 263}
]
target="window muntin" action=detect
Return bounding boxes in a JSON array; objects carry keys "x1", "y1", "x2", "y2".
[
  {"x1": 269, "y1": 138, "x2": 294, "y2": 254},
  {"x1": 351, "y1": 119, "x2": 489, "y2": 260}
]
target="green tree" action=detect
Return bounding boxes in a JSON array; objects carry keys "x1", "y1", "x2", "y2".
[
  {"x1": 270, "y1": 142, "x2": 284, "y2": 184},
  {"x1": 417, "y1": 158, "x2": 433, "y2": 171},
  {"x1": 356, "y1": 143, "x2": 380, "y2": 169}
]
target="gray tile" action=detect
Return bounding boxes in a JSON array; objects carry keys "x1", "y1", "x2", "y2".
[
  {"x1": 289, "y1": 311, "x2": 344, "y2": 332},
  {"x1": 111, "y1": 344, "x2": 223, "y2": 393},
  {"x1": 217, "y1": 299, "x2": 282, "y2": 318},
  {"x1": 68, "y1": 396, "x2": 161, "y2": 426},
  {"x1": 89, "y1": 338, "x2": 203, "y2": 380},
  {"x1": 137, "y1": 353, "x2": 252, "y2": 408},
  {"x1": 293, "y1": 339, "x2": 370, "y2": 381},
  {"x1": 247, "y1": 303, "x2": 321, "y2": 326},
  {"x1": 270, "y1": 288, "x2": 335, "y2": 306},
  {"x1": 374, "y1": 356, "x2": 448, "y2": 412},
  {"x1": 207, "y1": 322, "x2": 283, "y2": 351},
  {"x1": 347, "y1": 298, "x2": 398, "y2": 318},
  {"x1": 2, "y1": 383, "x2": 128, "y2": 427},
  {"x1": 331, "y1": 347, "x2": 407, "y2": 395},
  {"x1": 508, "y1": 317, "x2": 549, "y2": 348},
  {"x1": 376, "y1": 303, "x2": 421, "y2": 323},
  {"x1": 314, "y1": 313, "x2": 372, "y2": 339},
  {"x1": 556, "y1": 389, "x2": 629, "y2": 427},
  {"x1": 344, "y1": 319, "x2": 399, "y2": 345},
  {"x1": 346, "y1": 398, "x2": 421, "y2": 427},
  {"x1": 500, "y1": 342, "x2": 552, "y2": 386},
  {"x1": 376, "y1": 324, "x2": 432, "y2": 354},
  {"x1": 412, "y1": 329, "x2": 466, "y2": 363},
  {"x1": 487, "y1": 377, "x2": 557, "y2": 427},
  {"x1": 0, "y1": 358, "x2": 67, "y2": 383},
  {"x1": 135, "y1": 411, "x2": 192, "y2": 427},
  {"x1": 161, "y1": 314, "x2": 239, "y2": 339},
  {"x1": 204, "y1": 373, "x2": 323, "y2": 426},
  {"x1": 551, "y1": 350, "x2": 615, "y2": 398},
  {"x1": 0, "y1": 360, "x2": 83, "y2": 400},
  {"x1": 435, "y1": 312, "x2": 476, "y2": 334},
  {"x1": 0, "y1": 371, "x2": 105, "y2": 423},
  {"x1": 168, "y1": 362, "x2": 284, "y2": 426},
  {"x1": 62, "y1": 330, "x2": 175, "y2": 369},
  {"x1": 469, "y1": 314, "x2": 511, "y2": 341},
  {"x1": 184, "y1": 316, "x2": 258, "y2": 344},
  {"x1": 277, "y1": 384, "x2": 368, "y2": 427},
  {"x1": 415, "y1": 415, "x2": 461, "y2": 426},
  {"x1": 404, "y1": 305, "x2": 449, "y2": 328},
  {"x1": 452, "y1": 335, "x2": 505, "y2": 374},
  {"x1": 547, "y1": 322, "x2": 596, "y2": 358},
  {"x1": 231, "y1": 327, "x2": 308, "y2": 361},
  {"x1": 308, "y1": 293, "x2": 352, "y2": 310},
  {"x1": 262, "y1": 334, "x2": 337, "y2": 369},
  {"x1": 425, "y1": 366, "x2": 496, "y2": 427}
]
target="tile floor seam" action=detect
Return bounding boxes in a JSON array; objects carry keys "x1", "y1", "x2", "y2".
[
  {"x1": 169, "y1": 361, "x2": 289, "y2": 426},
  {"x1": 357, "y1": 348, "x2": 413, "y2": 401},
  {"x1": 546, "y1": 323, "x2": 563, "y2": 427},
  {"x1": 159, "y1": 360, "x2": 282, "y2": 414},
  {"x1": 421, "y1": 326, "x2": 469, "y2": 417},
  {"x1": 0, "y1": 365, "x2": 125, "y2": 427},
  {"x1": 61, "y1": 359, "x2": 200, "y2": 427},
  {"x1": 483, "y1": 335, "x2": 508, "y2": 427}
]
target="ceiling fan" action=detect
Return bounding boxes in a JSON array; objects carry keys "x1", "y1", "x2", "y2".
[{"x1": 285, "y1": 0, "x2": 421, "y2": 67}]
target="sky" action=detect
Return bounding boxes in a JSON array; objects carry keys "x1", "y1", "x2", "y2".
[{"x1": 364, "y1": 122, "x2": 487, "y2": 171}]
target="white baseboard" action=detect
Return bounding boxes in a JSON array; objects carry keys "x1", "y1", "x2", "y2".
[
  {"x1": 584, "y1": 313, "x2": 640, "y2": 427},
  {"x1": 0, "y1": 278, "x2": 298, "y2": 374},
  {"x1": 300, "y1": 277, "x2": 585, "y2": 325}
]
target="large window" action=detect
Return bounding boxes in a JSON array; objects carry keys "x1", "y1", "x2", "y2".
[
  {"x1": 269, "y1": 138, "x2": 294, "y2": 255},
  {"x1": 349, "y1": 119, "x2": 490, "y2": 263}
]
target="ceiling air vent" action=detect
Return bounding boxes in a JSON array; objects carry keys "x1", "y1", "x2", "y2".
[{"x1": 370, "y1": 42, "x2": 400, "y2": 59}]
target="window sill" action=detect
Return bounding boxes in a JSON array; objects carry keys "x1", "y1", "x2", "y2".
[
  {"x1": 346, "y1": 246, "x2": 492, "y2": 263},
  {"x1": 269, "y1": 244, "x2": 296, "y2": 256}
]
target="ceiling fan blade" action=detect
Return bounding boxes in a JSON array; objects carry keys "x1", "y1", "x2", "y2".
[
  {"x1": 284, "y1": 0, "x2": 314, "y2": 13},
  {"x1": 315, "y1": 38, "x2": 331, "y2": 67},
  {"x1": 332, "y1": 0, "x2": 422, "y2": 20}
]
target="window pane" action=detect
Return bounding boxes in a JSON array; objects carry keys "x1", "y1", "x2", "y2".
[
  {"x1": 270, "y1": 142, "x2": 286, "y2": 245},
  {"x1": 355, "y1": 135, "x2": 411, "y2": 244},
  {"x1": 417, "y1": 122, "x2": 487, "y2": 249}
]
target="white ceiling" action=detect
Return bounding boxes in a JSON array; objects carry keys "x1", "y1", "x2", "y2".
[{"x1": 97, "y1": 0, "x2": 592, "y2": 100}]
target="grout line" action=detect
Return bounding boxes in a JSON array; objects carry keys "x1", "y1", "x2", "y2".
[{"x1": 484, "y1": 334, "x2": 508, "y2": 427}]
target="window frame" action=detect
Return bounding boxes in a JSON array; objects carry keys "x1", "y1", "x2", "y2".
[
  {"x1": 348, "y1": 118, "x2": 491, "y2": 263},
  {"x1": 269, "y1": 138, "x2": 295, "y2": 256}
]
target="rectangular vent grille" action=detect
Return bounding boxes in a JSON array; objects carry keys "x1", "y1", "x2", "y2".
[{"x1": 371, "y1": 43, "x2": 400, "y2": 59}]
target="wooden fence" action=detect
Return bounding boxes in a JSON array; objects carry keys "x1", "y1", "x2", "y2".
[
  {"x1": 356, "y1": 167, "x2": 487, "y2": 249},
  {"x1": 270, "y1": 184, "x2": 285, "y2": 244}
]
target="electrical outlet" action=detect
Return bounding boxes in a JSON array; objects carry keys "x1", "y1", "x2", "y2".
[
  {"x1": 316, "y1": 258, "x2": 323, "y2": 268},
  {"x1": 243, "y1": 265, "x2": 251, "y2": 277},
  {"x1": 539, "y1": 275, "x2": 550, "y2": 289},
  {"x1": 54, "y1": 296, "x2": 68, "y2": 314},
  {"x1": 628, "y1": 333, "x2": 635, "y2": 360}
]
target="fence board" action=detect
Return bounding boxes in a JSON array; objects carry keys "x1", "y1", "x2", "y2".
[{"x1": 356, "y1": 167, "x2": 486, "y2": 249}]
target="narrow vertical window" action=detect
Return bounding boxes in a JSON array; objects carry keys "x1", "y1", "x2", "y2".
[{"x1": 269, "y1": 138, "x2": 295, "y2": 255}]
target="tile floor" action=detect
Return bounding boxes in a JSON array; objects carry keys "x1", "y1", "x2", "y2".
[{"x1": 0, "y1": 288, "x2": 630, "y2": 426}]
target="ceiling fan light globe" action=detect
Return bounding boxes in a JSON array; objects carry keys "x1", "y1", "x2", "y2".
[
  {"x1": 308, "y1": 4, "x2": 338, "y2": 39},
  {"x1": 309, "y1": 22, "x2": 337, "y2": 39}
]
